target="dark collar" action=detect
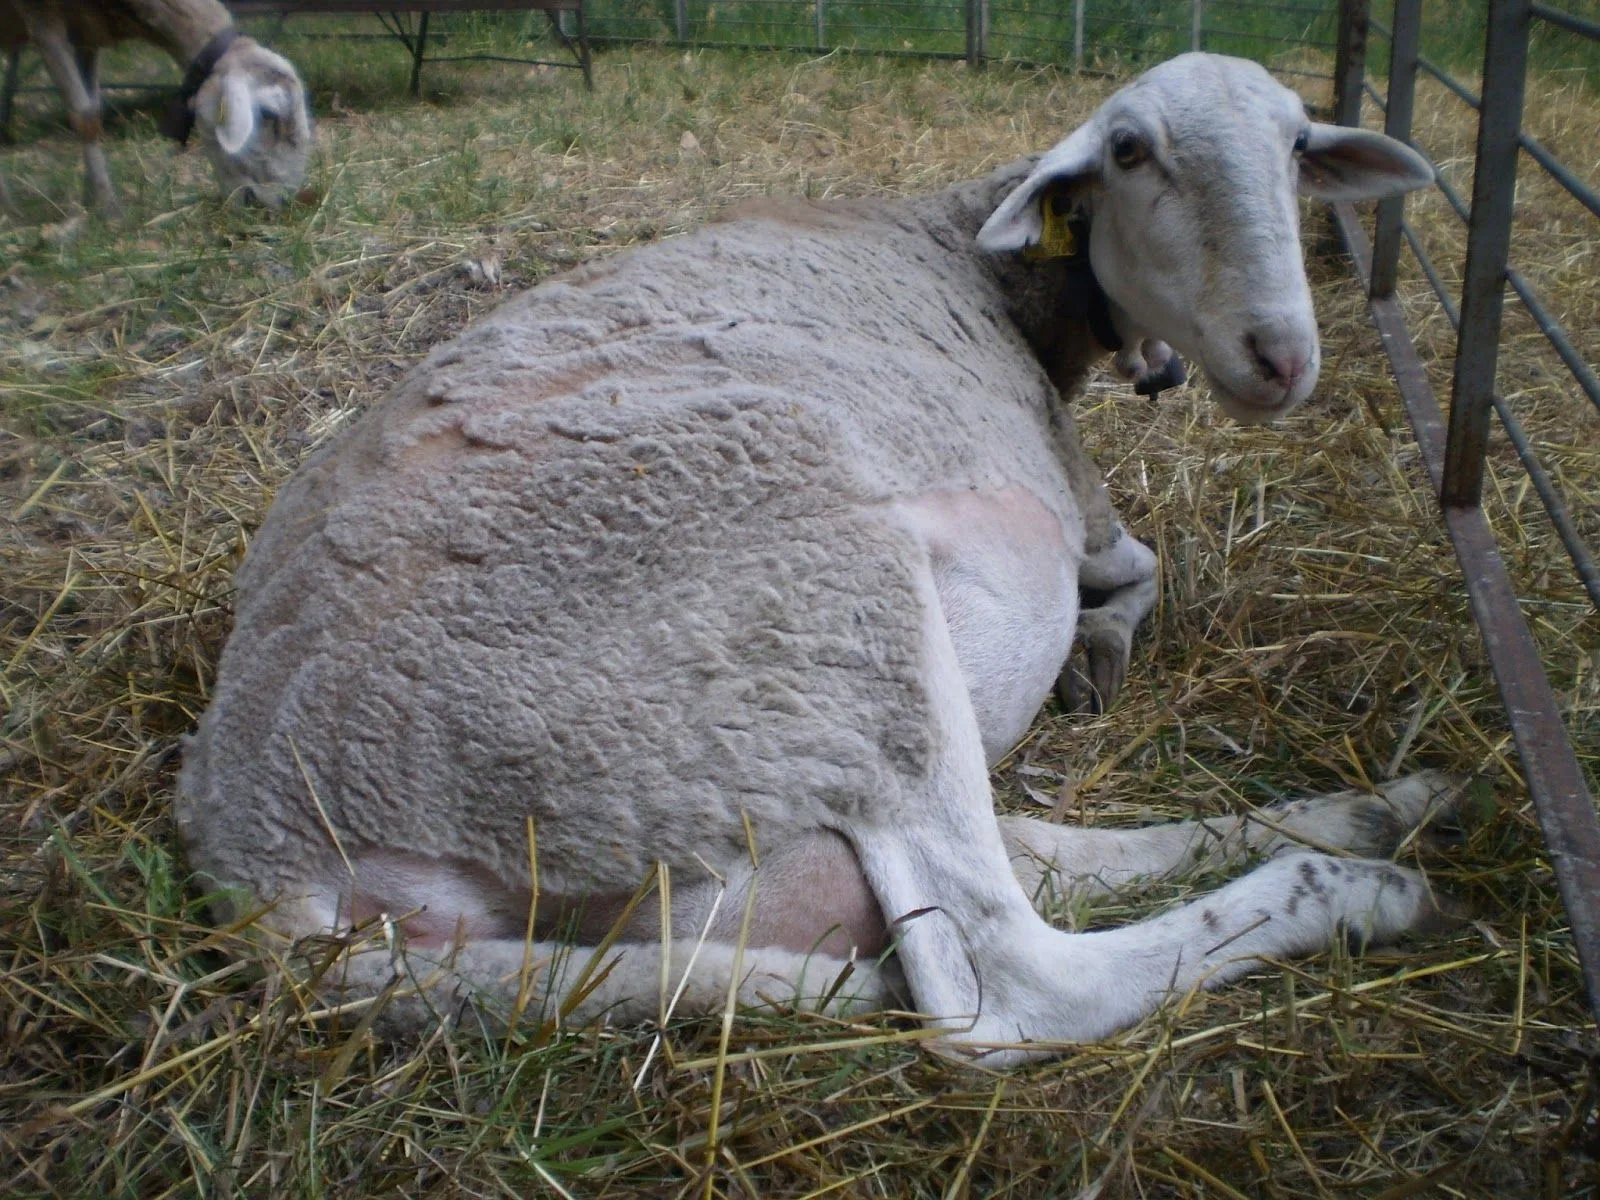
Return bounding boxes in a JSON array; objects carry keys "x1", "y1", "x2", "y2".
[
  {"x1": 159, "y1": 26, "x2": 241, "y2": 144},
  {"x1": 1057, "y1": 210, "x2": 1125, "y2": 355},
  {"x1": 1055, "y1": 209, "x2": 1187, "y2": 398}
]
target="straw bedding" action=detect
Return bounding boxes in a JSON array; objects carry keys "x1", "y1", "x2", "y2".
[{"x1": 1, "y1": 43, "x2": 1596, "y2": 1198}]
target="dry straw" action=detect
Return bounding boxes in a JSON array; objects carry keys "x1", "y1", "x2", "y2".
[{"x1": 1, "y1": 38, "x2": 1596, "y2": 1198}]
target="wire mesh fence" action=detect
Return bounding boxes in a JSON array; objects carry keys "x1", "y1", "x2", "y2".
[{"x1": 571, "y1": 0, "x2": 1341, "y2": 72}]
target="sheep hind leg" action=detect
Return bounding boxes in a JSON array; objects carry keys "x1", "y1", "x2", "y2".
[
  {"x1": 999, "y1": 770, "x2": 1469, "y2": 908},
  {"x1": 310, "y1": 933, "x2": 890, "y2": 1039},
  {"x1": 840, "y1": 569, "x2": 1446, "y2": 1063},
  {"x1": 1059, "y1": 529, "x2": 1158, "y2": 713}
]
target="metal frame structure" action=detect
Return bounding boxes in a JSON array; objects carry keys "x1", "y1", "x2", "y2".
[
  {"x1": 1329, "y1": 0, "x2": 1600, "y2": 1023},
  {"x1": 228, "y1": 1, "x2": 593, "y2": 93}
]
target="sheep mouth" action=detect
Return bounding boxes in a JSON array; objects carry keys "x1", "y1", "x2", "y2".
[{"x1": 1206, "y1": 373, "x2": 1314, "y2": 425}]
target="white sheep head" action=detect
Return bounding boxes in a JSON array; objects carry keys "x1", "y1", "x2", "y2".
[
  {"x1": 190, "y1": 38, "x2": 313, "y2": 207},
  {"x1": 979, "y1": 52, "x2": 1433, "y2": 422}
]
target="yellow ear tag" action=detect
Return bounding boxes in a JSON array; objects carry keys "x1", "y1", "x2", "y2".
[{"x1": 1023, "y1": 195, "x2": 1078, "y2": 262}]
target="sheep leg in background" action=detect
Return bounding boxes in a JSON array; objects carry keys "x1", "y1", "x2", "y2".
[
  {"x1": 24, "y1": 10, "x2": 114, "y2": 211},
  {"x1": 1059, "y1": 529, "x2": 1157, "y2": 712},
  {"x1": 1, "y1": 46, "x2": 22, "y2": 145},
  {"x1": 74, "y1": 43, "x2": 98, "y2": 110},
  {"x1": 999, "y1": 771, "x2": 1466, "y2": 907}
]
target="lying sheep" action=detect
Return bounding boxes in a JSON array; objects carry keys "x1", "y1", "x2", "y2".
[
  {"x1": 3, "y1": 0, "x2": 311, "y2": 209},
  {"x1": 179, "y1": 54, "x2": 1443, "y2": 1062}
]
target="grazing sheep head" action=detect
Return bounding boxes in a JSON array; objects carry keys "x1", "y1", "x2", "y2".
[
  {"x1": 978, "y1": 52, "x2": 1433, "y2": 423},
  {"x1": 190, "y1": 39, "x2": 313, "y2": 207}
]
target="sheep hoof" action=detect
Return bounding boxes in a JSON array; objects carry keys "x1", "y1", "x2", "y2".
[{"x1": 1056, "y1": 610, "x2": 1132, "y2": 714}]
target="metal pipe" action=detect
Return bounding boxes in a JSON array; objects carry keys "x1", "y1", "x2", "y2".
[
  {"x1": 1443, "y1": 0, "x2": 1531, "y2": 508},
  {"x1": 1414, "y1": 55, "x2": 1600, "y2": 220},
  {"x1": 1392, "y1": 222, "x2": 1598, "y2": 607},
  {"x1": 1372, "y1": 0, "x2": 1422, "y2": 300},
  {"x1": 1333, "y1": 0, "x2": 1370, "y2": 128},
  {"x1": 1074, "y1": 0, "x2": 1084, "y2": 71},
  {"x1": 1531, "y1": 2, "x2": 1600, "y2": 39},
  {"x1": 1491, "y1": 395, "x2": 1600, "y2": 610},
  {"x1": 1401, "y1": 221, "x2": 1461, "y2": 325},
  {"x1": 1192, "y1": 0, "x2": 1203, "y2": 52},
  {"x1": 1507, "y1": 268, "x2": 1600, "y2": 419}
]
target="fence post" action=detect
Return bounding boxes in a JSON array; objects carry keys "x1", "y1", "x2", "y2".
[
  {"x1": 675, "y1": 0, "x2": 688, "y2": 44},
  {"x1": 1442, "y1": 0, "x2": 1532, "y2": 507},
  {"x1": 1074, "y1": 0, "x2": 1085, "y2": 71},
  {"x1": 1332, "y1": 0, "x2": 1369, "y2": 127},
  {"x1": 1370, "y1": 0, "x2": 1422, "y2": 299},
  {"x1": 966, "y1": 0, "x2": 982, "y2": 65},
  {"x1": 815, "y1": 0, "x2": 825, "y2": 49},
  {"x1": 1191, "y1": 0, "x2": 1202, "y2": 53}
]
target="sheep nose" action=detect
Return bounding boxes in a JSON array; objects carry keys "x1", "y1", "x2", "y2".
[{"x1": 1247, "y1": 332, "x2": 1313, "y2": 389}]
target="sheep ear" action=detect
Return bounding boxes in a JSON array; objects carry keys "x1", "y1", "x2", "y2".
[
  {"x1": 1297, "y1": 124, "x2": 1434, "y2": 199},
  {"x1": 977, "y1": 122, "x2": 1103, "y2": 254},
  {"x1": 214, "y1": 71, "x2": 258, "y2": 156}
]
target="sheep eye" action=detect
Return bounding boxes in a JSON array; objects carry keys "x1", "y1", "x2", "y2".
[
  {"x1": 1293, "y1": 128, "x2": 1310, "y2": 154},
  {"x1": 1111, "y1": 131, "x2": 1147, "y2": 169}
]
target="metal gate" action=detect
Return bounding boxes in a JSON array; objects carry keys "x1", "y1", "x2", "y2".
[{"x1": 1328, "y1": 0, "x2": 1600, "y2": 1023}]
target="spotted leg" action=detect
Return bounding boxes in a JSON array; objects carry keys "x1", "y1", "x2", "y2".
[{"x1": 1000, "y1": 771, "x2": 1468, "y2": 908}]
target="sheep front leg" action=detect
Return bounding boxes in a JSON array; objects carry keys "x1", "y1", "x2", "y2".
[
  {"x1": 26, "y1": 14, "x2": 115, "y2": 212},
  {"x1": 1059, "y1": 528, "x2": 1157, "y2": 712}
]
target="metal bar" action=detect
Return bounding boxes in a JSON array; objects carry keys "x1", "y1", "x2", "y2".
[
  {"x1": 1192, "y1": 0, "x2": 1203, "y2": 52},
  {"x1": 584, "y1": 35, "x2": 973, "y2": 61},
  {"x1": 815, "y1": 0, "x2": 825, "y2": 49},
  {"x1": 1416, "y1": 55, "x2": 1484, "y2": 114},
  {"x1": 1531, "y1": 2, "x2": 1600, "y2": 40},
  {"x1": 1, "y1": 46, "x2": 21, "y2": 146},
  {"x1": 1400, "y1": 229, "x2": 1600, "y2": 606},
  {"x1": 1363, "y1": 78, "x2": 1388, "y2": 111},
  {"x1": 1333, "y1": 199, "x2": 1600, "y2": 1026},
  {"x1": 1074, "y1": 0, "x2": 1084, "y2": 71},
  {"x1": 1493, "y1": 396, "x2": 1600, "y2": 610},
  {"x1": 1201, "y1": 26, "x2": 1337, "y2": 47},
  {"x1": 1333, "y1": 0, "x2": 1370, "y2": 128},
  {"x1": 965, "y1": 0, "x2": 981, "y2": 65},
  {"x1": 574, "y1": 0, "x2": 590, "y2": 89},
  {"x1": 1372, "y1": 0, "x2": 1422, "y2": 299},
  {"x1": 675, "y1": 0, "x2": 688, "y2": 42},
  {"x1": 408, "y1": 10, "x2": 430, "y2": 98},
  {"x1": 1507, "y1": 268, "x2": 1600, "y2": 419},
  {"x1": 1413, "y1": 55, "x2": 1600, "y2": 220},
  {"x1": 1518, "y1": 132, "x2": 1600, "y2": 223},
  {"x1": 1443, "y1": 0, "x2": 1531, "y2": 508},
  {"x1": 1401, "y1": 221, "x2": 1461, "y2": 324},
  {"x1": 1208, "y1": 0, "x2": 1333, "y2": 14}
]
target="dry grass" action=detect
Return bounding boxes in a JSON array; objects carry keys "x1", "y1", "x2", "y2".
[{"x1": 2, "y1": 37, "x2": 1598, "y2": 1199}]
